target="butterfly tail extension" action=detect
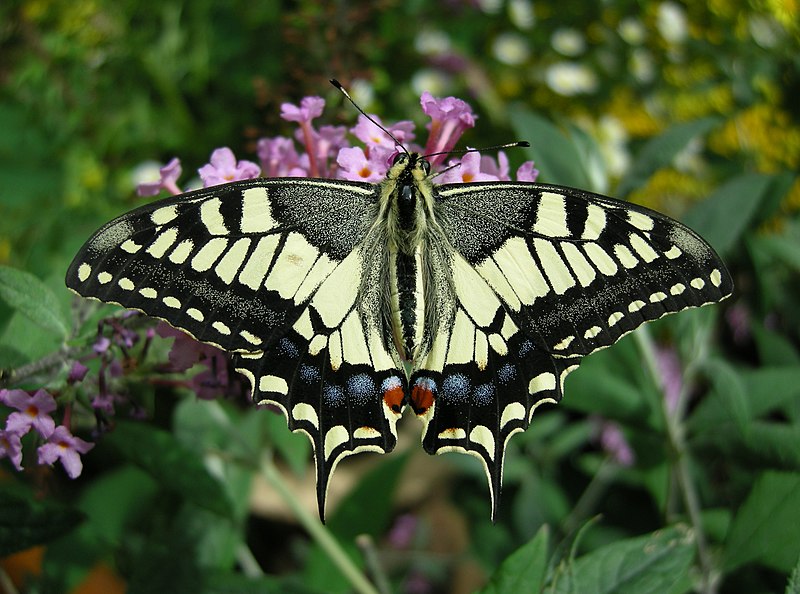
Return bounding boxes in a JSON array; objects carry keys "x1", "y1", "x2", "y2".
[{"x1": 233, "y1": 325, "x2": 407, "y2": 520}]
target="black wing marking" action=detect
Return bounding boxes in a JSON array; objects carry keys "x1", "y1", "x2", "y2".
[
  {"x1": 435, "y1": 181, "x2": 733, "y2": 357},
  {"x1": 66, "y1": 177, "x2": 407, "y2": 519}
]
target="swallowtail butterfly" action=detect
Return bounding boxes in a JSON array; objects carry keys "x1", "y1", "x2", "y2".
[{"x1": 66, "y1": 99, "x2": 732, "y2": 521}]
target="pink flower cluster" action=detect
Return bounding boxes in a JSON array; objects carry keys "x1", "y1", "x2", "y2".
[
  {"x1": 138, "y1": 90, "x2": 538, "y2": 195},
  {"x1": 0, "y1": 389, "x2": 93, "y2": 478}
]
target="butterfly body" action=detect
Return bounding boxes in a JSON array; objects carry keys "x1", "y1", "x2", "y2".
[{"x1": 67, "y1": 152, "x2": 732, "y2": 520}]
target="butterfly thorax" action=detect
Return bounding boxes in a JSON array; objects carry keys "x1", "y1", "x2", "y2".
[{"x1": 379, "y1": 153, "x2": 439, "y2": 363}]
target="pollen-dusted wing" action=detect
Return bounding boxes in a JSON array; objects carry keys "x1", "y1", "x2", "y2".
[{"x1": 66, "y1": 153, "x2": 732, "y2": 520}]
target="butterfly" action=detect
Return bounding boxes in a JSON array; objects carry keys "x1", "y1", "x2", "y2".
[{"x1": 66, "y1": 107, "x2": 732, "y2": 521}]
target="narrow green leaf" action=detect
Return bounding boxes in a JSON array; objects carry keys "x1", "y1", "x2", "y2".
[
  {"x1": 479, "y1": 525, "x2": 550, "y2": 594},
  {"x1": 510, "y1": 107, "x2": 592, "y2": 188},
  {"x1": 549, "y1": 525, "x2": 695, "y2": 594},
  {"x1": 106, "y1": 421, "x2": 233, "y2": 517},
  {"x1": 0, "y1": 489, "x2": 85, "y2": 556},
  {"x1": 0, "y1": 265, "x2": 69, "y2": 338},
  {"x1": 616, "y1": 117, "x2": 720, "y2": 196},
  {"x1": 725, "y1": 471, "x2": 800, "y2": 572},
  {"x1": 682, "y1": 173, "x2": 774, "y2": 256}
]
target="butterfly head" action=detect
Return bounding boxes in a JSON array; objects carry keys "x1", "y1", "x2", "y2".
[{"x1": 387, "y1": 152, "x2": 432, "y2": 185}]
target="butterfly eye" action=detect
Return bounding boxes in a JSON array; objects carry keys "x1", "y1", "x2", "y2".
[
  {"x1": 421, "y1": 159, "x2": 431, "y2": 175},
  {"x1": 391, "y1": 152, "x2": 408, "y2": 165}
]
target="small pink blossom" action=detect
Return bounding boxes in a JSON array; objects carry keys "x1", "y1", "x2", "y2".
[
  {"x1": 440, "y1": 152, "x2": 499, "y2": 184},
  {"x1": 516, "y1": 161, "x2": 539, "y2": 182},
  {"x1": 655, "y1": 346, "x2": 683, "y2": 414},
  {"x1": 351, "y1": 115, "x2": 416, "y2": 148},
  {"x1": 137, "y1": 158, "x2": 183, "y2": 196},
  {"x1": 480, "y1": 152, "x2": 511, "y2": 180},
  {"x1": 599, "y1": 421, "x2": 635, "y2": 467},
  {"x1": 337, "y1": 146, "x2": 392, "y2": 182},
  {"x1": 421, "y1": 92, "x2": 476, "y2": 166},
  {"x1": 37, "y1": 425, "x2": 94, "y2": 479},
  {"x1": 280, "y1": 97, "x2": 325, "y2": 123},
  {"x1": 3, "y1": 389, "x2": 57, "y2": 439},
  {"x1": 0, "y1": 430, "x2": 23, "y2": 471},
  {"x1": 257, "y1": 136, "x2": 306, "y2": 177},
  {"x1": 198, "y1": 148, "x2": 261, "y2": 187},
  {"x1": 67, "y1": 361, "x2": 89, "y2": 385}
]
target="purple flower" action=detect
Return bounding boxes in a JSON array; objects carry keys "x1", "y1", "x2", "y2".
[
  {"x1": 91, "y1": 392, "x2": 117, "y2": 415},
  {"x1": 480, "y1": 152, "x2": 511, "y2": 180},
  {"x1": 257, "y1": 136, "x2": 307, "y2": 177},
  {"x1": 137, "y1": 158, "x2": 183, "y2": 196},
  {"x1": 440, "y1": 152, "x2": 499, "y2": 184},
  {"x1": 93, "y1": 336, "x2": 112, "y2": 355},
  {"x1": 516, "y1": 160, "x2": 539, "y2": 182},
  {"x1": 655, "y1": 346, "x2": 683, "y2": 414},
  {"x1": 3, "y1": 389, "x2": 57, "y2": 439},
  {"x1": 421, "y1": 92, "x2": 476, "y2": 166},
  {"x1": 351, "y1": 114, "x2": 415, "y2": 149},
  {"x1": 280, "y1": 97, "x2": 325, "y2": 123},
  {"x1": 337, "y1": 146, "x2": 392, "y2": 182},
  {"x1": 198, "y1": 148, "x2": 261, "y2": 187},
  {"x1": 387, "y1": 514, "x2": 418, "y2": 549},
  {"x1": 0, "y1": 430, "x2": 23, "y2": 471},
  {"x1": 599, "y1": 421, "x2": 635, "y2": 467},
  {"x1": 67, "y1": 361, "x2": 89, "y2": 385},
  {"x1": 37, "y1": 425, "x2": 94, "y2": 479}
]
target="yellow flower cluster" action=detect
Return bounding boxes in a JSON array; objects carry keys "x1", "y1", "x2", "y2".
[
  {"x1": 709, "y1": 104, "x2": 800, "y2": 172},
  {"x1": 605, "y1": 89, "x2": 663, "y2": 138},
  {"x1": 628, "y1": 169, "x2": 712, "y2": 212}
]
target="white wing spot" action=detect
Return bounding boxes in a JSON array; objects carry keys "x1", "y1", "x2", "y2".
[
  {"x1": 488, "y1": 333, "x2": 508, "y2": 356},
  {"x1": 649, "y1": 292, "x2": 668, "y2": 303},
  {"x1": 469, "y1": 425, "x2": 495, "y2": 459},
  {"x1": 212, "y1": 321, "x2": 231, "y2": 335},
  {"x1": 354, "y1": 426, "x2": 382, "y2": 439},
  {"x1": 118, "y1": 277, "x2": 134, "y2": 291},
  {"x1": 535, "y1": 238, "x2": 575, "y2": 294},
  {"x1": 614, "y1": 244, "x2": 639, "y2": 269},
  {"x1": 553, "y1": 335, "x2": 575, "y2": 350},
  {"x1": 215, "y1": 238, "x2": 251, "y2": 285},
  {"x1": 240, "y1": 330, "x2": 262, "y2": 346},
  {"x1": 664, "y1": 245, "x2": 683, "y2": 259},
  {"x1": 260, "y1": 375, "x2": 289, "y2": 395},
  {"x1": 187, "y1": 307, "x2": 204, "y2": 321},
  {"x1": 77, "y1": 263, "x2": 91, "y2": 282},
  {"x1": 629, "y1": 234, "x2": 659, "y2": 263},
  {"x1": 584, "y1": 242, "x2": 618, "y2": 276},
  {"x1": 500, "y1": 402, "x2": 526, "y2": 428},
  {"x1": 151, "y1": 205, "x2": 178, "y2": 226},
  {"x1": 309, "y1": 334, "x2": 328, "y2": 355},
  {"x1": 627, "y1": 211, "x2": 655, "y2": 231},
  {"x1": 584, "y1": 326, "x2": 602, "y2": 339},
  {"x1": 628, "y1": 300, "x2": 646, "y2": 312},
  {"x1": 241, "y1": 187, "x2": 275, "y2": 233},
  {"x1": 562, "y1": 243, "x2": 596, "y2": 287},
  {"x1": 292, "y1": 402, "x2": 318, "y2": 428},
  {"x1": 120, "y1": 240, "x2": 142, "y2": 254},
  {"x1": 191, "y1": 238, "x2": 229, "y2": 272},
  {"x1": 581, "y1": 204, "x2": 606, "y2": 240},
  {"x1": 608, "y1": 311, "x2": 624, "y2": 326},
  {"x1": 710, "y1": 269, "x2": 722, "y2": 287},
  {"x1": 529, "y1": 372, "x2": 556, "y2": 394},
  {"x1": 97, "y1": 271, "x2": 112, "y2": 284},
  {"x1": 163, "y1": 296, "x2": 181, "y2": 309},
  {"x1": 533, "y1": 192, "x2": 569, "y2": 237},
  {"x1": 670, "y1": 283, "x2": 686, "y2": 296},
  {"x1": 169, "y1": 239, "x2": 194, "y2": 264},
  {"x1": 324, "y1": 425, "x2": 350, "y2": 459},
  {"x1": 239, "y1": 235, "x2": 279, "y2": 291},
  {"x1": 438, "y1": 428, "x2": 467, "y2": 439},
  {"x1": 691, "y1": 277, "x2": 705, "y2": 289},
  {"x1": 200, "y1": 197, "x2": 228, "y2": 235},
  {"x1": 560, "y1": 364, "x2": 579, "y2": 392},
  {"x1": 146, "y1": 227, "x2": 179, "y2": 259},
  {"x1": 139, "y1": 287, "x2": 157, "y2": 298}
]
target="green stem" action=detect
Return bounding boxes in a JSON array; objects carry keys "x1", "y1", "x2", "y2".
[
  {"x1": 259, "y1": 454, "x2": 379, "y2": 594},
  {"x1": 634, "y1": 327, "x2": 719, "y2": 594}
]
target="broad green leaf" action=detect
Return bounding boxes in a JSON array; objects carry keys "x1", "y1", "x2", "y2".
[
  {"x1": 0, "y1": 489, "x2": 85, "y2": 556},
  {"x1": 682, "y1": 173, "x2": 774, "y2": 256},
  {"x1": 479, "y1": 525, "x2": 550, "y2": 594},
  {"x1": 786, "y1": 555, "x2": 800, "y2": 594},
  {"x1": 549, "y1": 525, "x2": 695, "y2": 594},
  {"x1": 725, "y1": 471, "x2": 800, "y2": 572},
  {"x1": 0, "y1": 265, "x2": 69, "y2": 338},
  {"x1": 510, "y1": 107, "x2": 592, "y2": 188},
  {"x1": 616, "y1": 117, "x2": 720, "y2": 197},
  {"x1": 741, "y1": 367, "x2": 800, "y2": 417},
  {"x1": 106, "y1": 421, "x2": 233, "y2": 517},
  {"x1": 700, "y1": 358, "x2": 751, "y2": 435}
]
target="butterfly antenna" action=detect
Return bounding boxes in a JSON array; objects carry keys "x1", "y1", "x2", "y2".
[
  {"x1": 424, "y1": 141, "x2": 530, "y2": 160},
  {"x1": 330, "y1": 79, "x2": 408, "y2": 155}
]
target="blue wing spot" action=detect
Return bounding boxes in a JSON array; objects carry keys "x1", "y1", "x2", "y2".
[
  {"x1": 382, "y1": 375, "x2": 404, "y2": 392},
  {"x1": 498, "y1": 363, "x2": 517, "y2": 384},
  {"x1": 413, "y1": 376, "x2": 437, "y2": 394},
  {"x1": 279, "y1": 337, "x2": 300, "y2": 358},
  {"x1": 519, "y1": 339, "x2": 534, "y2": 357},
  {"x1": 473, "y1": 383, "x2": 495, "y2": 406},
  {"x1": 323, "y1": 384, "x2": 345, "y2": 407},
  {"x1": 299, "y1": 364, "x2": 320, "y2": 383},
  {"x1": 442, "y1": 374, "x2": 470, "y2": 403},
  {"x1": 347, "y1": 373, "x2": 376, "y2": 404}
]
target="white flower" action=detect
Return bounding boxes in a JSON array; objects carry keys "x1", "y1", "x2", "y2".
[
  {"x1": 630, "y1": 48, "x2": 656, "y2": 83},
  {"x1": 349, "y1": 79, "x2": 374, "y2": 107},
  {"x1": 545, "y1": 62, "x2": 598, "y2": 96},
  {"x1": 411, "y1": 69, "x2": 450, "y2": 97},
  {"x1": 508, "y1": 0, "x2": 535, "y2": 30},
  {"x1": 493, "y1": 32, "x2": 530, "y2": 65},
  {"x1": 657, "y1": 2, "x2": 688, "y2": 44},
  {"x1": 477, "y1": 0, "x2": 502, "y2": 14},
  {"x1": 749, "y1": 15, "x2": 782, "y2": 49},
  {"x1": 618, "y1": 17, "x2": 646, "y2": 45},
  {"x1": 414, "y1": 30, "x2": 451, "y2": 55},
  {"x1": 551, "y1": 28, "x2": 586, "y2": 57}
]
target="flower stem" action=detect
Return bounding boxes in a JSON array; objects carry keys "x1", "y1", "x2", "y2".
[
  {"x1": 634, "y1": 327, "x2": 719, "y2": 594},
  {"x1": 259, "y1": 454, "x2": 379, "y2": 594}
]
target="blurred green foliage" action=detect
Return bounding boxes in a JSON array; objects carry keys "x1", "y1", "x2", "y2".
[{"x1": 1, "y1": 1, "x2": 800, "y2": 593}]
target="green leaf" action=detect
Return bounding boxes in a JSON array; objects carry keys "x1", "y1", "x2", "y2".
[
  {"x1": 509, "y1": 107, "x2": 593, "y2": 188},
  {"x1": 479, "y1": 525, "x2": 550, "y2": 594},
  {"x1": 0, "y1": 265, "x2": 69, "y2": 338},
  {"x1": 682, "y1": 173, "x2": 774, "y2": 256},
  {"x1": 0, "y1": 489, "x2": 85, "y2": 556},
  {"x1": 786, "y1": 554, "x2": 800, "y2": 594},
  {"x1": 616, "y1": 117, "x2": 720, "y2": 197},
  {"x1": 205, "y1": 571, "x2": 327, "y2": 594},
  {"x1": 548, "y1": 525, "x2": 695, "y2": 594},
  {"x1": 725, "y1": 471, "x2": 800, "y2": 572},
  {"x1": 106, "y1": 421, "x2": 233, "y2": 517}
]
